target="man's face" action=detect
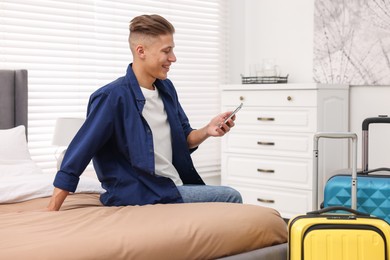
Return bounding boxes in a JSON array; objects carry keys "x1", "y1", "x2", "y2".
[{"x1": 143, "y1": 34, "x2": 176, "y2": 80}]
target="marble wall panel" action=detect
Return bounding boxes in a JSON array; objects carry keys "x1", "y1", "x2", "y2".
[{"x1": 314, "y1": 0, "x2": 390, "y2": 85}]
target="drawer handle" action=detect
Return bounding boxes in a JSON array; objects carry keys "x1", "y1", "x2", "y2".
[
  {"x1": 257, "y1": 168, "x2": 275, "y2": 173},
  {"x1": 257, "y1": 117, "x2": 275, "y2": 121},
  {"x1": 257, "y1": 198, "x2": 275, "y2": 204},
  {"x1": 257, "y1": 141, "x2": 275, "y2": 146},
  {"x1": 287, "y1": 96, "x2": 292, "y2": 101},
  {"x1": 239, "y1": 96, "x2": 245, "y2": 101}
]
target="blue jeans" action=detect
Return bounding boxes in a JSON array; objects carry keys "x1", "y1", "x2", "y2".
[{"x1": 176, "y1": 185, "x2": 242, "y2": 203}]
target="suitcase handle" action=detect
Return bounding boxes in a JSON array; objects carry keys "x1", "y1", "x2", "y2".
[
  {"x1": 313, "y1": 132, "x2": 358, "y2": 210},
  {"x1": 362, "y1": 115, "x2": 390, "y2": 173},
  {"x1": 358, "y1": 167, "x2": 390, "y2": 175},
  {"x1": 307, "y1": 206, "x2": 370, "y2": 217},
  {"x1": 362, "y1": 115, "x2": 390, "y2": 131}
]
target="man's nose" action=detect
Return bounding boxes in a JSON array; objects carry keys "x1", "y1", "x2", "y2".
[{"x1": 169, "y1": 52, "x2": 177, "y2": 62}]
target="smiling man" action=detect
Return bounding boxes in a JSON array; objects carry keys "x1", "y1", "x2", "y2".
[{"x1": 46, "y1": 14, "x2": 242, "y2": 210}]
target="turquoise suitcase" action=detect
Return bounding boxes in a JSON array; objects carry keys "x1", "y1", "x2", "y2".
[{"x1": 323, "y1": 116, "x2": 390, "y2": 223}]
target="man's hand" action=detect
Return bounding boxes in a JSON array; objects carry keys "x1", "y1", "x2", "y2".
[
  {"x1": 187, "y1": 111, "x2": 237, "y2": 148},
  {"x1": 45, "y1": 187, "x2": 70, "y2": 211},
  {"x1": 214, "y1": 111, "x2": 236, "y2": 136}
]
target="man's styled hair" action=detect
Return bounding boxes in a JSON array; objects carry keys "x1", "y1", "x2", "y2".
[{"x1": 129, "y1": 14, "x2": 175, "y2": 37}]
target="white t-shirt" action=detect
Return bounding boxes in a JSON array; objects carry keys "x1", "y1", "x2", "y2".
[{"x1": 140, "y1": 86, "x2": 183, "y2": 185}]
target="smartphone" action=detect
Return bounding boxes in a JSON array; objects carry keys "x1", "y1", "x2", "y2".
[{"x1": 223, "y1": 103, "x2": 243, "y2": 124}]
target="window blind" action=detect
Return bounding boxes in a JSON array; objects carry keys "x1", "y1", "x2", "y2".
[{"x1": 0, "y1": 0, "x2": 228, "y2": 181}]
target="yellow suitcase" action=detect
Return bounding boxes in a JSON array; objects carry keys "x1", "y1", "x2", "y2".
[{"x1": 288, "y1": 206, "x2": 390, "y2": 260}]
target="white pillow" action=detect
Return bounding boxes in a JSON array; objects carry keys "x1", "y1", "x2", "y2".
[
  {"x1": 0, "y1": 125, "x2": 31, "y2": 160},
  {"x1": 0, "y1": 159, "x2": 43, "y2": 176},
  {"x1": 0, "y1": 126, "x2": 43, "y2": 175}
]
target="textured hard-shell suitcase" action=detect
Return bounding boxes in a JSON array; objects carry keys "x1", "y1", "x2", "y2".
[
  {"x1": 324, "y1": 116, "x2": 390, "y2": 223},
  {"x1": 288, "y1": 132, "x2": 390, "y2": 260},
  {"x1": 288, "y1": 207, "x2": 390, "y2": 260}
]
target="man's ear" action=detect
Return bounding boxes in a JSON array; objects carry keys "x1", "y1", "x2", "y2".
[{"x1": 135, "y1": 45, "x2": 146, "y2": 59}]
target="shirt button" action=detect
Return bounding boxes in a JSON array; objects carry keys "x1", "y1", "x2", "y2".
[{"x1": 149, "y1": 149, "x2": 153, "y2": 153}]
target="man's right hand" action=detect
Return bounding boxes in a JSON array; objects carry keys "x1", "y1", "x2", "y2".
[{"x1": 46, "y1": 187, "x2": 70, "y2": 211}]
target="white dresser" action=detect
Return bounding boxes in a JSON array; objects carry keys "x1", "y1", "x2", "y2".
[{"x1": 221, "y1": 84, "x2": 349, "y2": 219}]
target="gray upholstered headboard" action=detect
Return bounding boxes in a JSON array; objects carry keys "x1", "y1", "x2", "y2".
[{"x1": 0, "y1": 70, "x2": 28, "y2": 131}]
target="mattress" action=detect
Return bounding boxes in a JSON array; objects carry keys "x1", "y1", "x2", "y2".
[{"x1": 0, "y1": 193, "x2": 287, "y2": 260}]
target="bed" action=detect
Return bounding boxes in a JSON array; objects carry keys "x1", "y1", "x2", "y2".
[{"x1": 0, "y1": 69, "x2": 288, "y2": 260}]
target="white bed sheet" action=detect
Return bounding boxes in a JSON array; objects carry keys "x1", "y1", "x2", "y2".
[{"x1": 0, "y1": 172, "x2": 104, "y2": 204}]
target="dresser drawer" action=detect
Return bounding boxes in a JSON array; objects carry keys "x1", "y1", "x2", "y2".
[
  {"x1": 229, "y1": 184, "x2": 312, "y2": 218},
  {"x1": 232, "y1": 107, "x2": 316, "y2": 133},
  {"x1": 222, "y1": 90, "x2": 317, "y2": 107},
  {"x1": 225, "y1": 132, "x2": 311, "y2": 157},
  {"x1": 222, "y1": 155, "x2": 312, "y2": 188}
]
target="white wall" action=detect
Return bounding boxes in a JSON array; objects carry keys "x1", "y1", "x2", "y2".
[
  {"x1": 350, "y1": 87, "x2": 390, "y2": 169},
  {"x1": 228, "y1": 0, "x2": 390, "y2": 169},
  {"x1": 228, "y1": 0, "x2": 314, "y2": 84}
]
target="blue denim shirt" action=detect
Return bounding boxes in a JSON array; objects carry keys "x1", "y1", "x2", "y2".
[{"x1": 53, "y1": 64, "x2": 204, "y2": 206}]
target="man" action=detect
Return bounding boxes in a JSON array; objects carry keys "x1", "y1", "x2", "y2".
[{"x1": 46, "y1": 14, "x2": 242, "y2": 211}]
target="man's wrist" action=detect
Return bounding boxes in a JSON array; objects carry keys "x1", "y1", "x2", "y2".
[{"x1": 46, "y1": 187, "x2": 70, "y2": 211}]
